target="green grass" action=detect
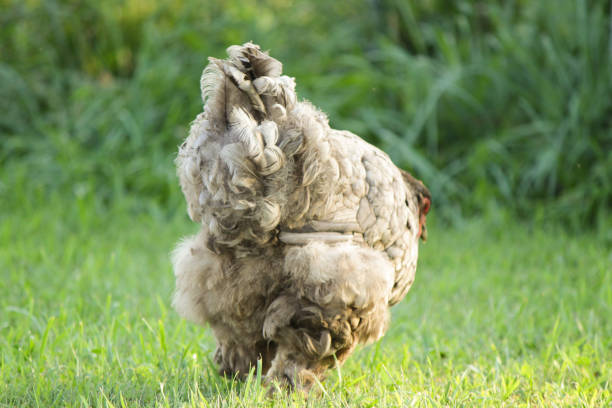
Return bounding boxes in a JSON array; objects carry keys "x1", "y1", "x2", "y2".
[
  {"x1": 1, "y1": 195, "x2": 610, "y2": 407},
  {"x1": 1, "y1": 0, "x2": 611, "y2": 405}
]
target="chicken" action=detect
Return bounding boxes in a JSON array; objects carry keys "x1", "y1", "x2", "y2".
[{"x1": 172, "y1": 43, "x2": 431, "y2": 391}]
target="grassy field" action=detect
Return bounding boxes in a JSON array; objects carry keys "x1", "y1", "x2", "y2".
[
  {"x1": 1, "y1": 0, "x2": 611, "y2": 406},
  {"x1": 1, "y1": 195, "x2": 610, "y2": 407}
]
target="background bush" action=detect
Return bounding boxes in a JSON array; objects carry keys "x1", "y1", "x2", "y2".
[{"x1": 1, "y1": 0, "x2": 610, "y2": 227}]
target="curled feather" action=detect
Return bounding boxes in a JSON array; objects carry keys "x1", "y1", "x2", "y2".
[{"x1": 259, "y1": 199, "x2": 281, "y2": 231}]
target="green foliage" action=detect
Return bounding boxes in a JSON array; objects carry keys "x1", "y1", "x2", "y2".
[
  {"x1": 1, "y1": 197, "x2": 610, "y2": 406},
  {"x1": 372, "y1": 0, "x2": 612, "y2": 226},
  {"x1": 1, "y1": 0, "x2": 611, "y2": 226}
]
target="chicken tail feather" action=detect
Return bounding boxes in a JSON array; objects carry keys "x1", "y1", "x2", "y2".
[{"x1": 178, "y1": 43, "x2": 302, "y2": 255}]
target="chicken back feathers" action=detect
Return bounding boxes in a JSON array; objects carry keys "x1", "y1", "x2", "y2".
[{"x1": 173, "y1": 43, "x2": 430, "y2": 390}]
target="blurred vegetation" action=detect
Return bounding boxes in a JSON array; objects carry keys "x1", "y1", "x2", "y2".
[{"x1": 1, "y1": 0, "x2": 611, "y2": 228}]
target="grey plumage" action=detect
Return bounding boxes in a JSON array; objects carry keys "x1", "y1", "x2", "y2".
[{"x1": 172, "y1": 43, "x2": 431, "y2": 391}]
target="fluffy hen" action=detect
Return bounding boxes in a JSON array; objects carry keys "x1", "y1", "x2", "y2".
[{"x1": 172, "y1": 43, "x2": 431, "y2": 391}]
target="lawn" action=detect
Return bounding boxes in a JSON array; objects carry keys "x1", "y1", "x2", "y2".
[
  {"x1": 1, "y1": 2, "x2": 611, "y2": 405},
  {"x1": 1, "y1": 194, "x2": 610, "y2": 407}
]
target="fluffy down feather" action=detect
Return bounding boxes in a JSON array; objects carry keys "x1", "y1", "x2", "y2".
[{"x1": 173, "y1": 43, "x2": 431, "y2": 391}]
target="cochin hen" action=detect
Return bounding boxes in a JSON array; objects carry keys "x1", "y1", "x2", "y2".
[{"x1": 172, "y1": 43, "x2": 431, "y2": 391}]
